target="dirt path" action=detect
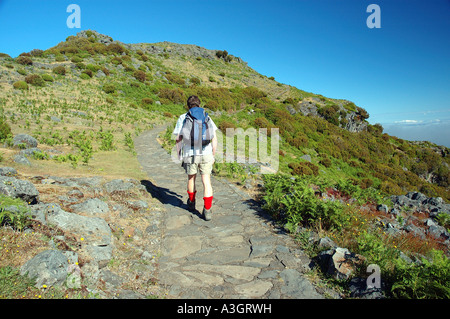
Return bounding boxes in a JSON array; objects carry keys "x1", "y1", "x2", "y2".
[{"x1": 134, "y1": 126, "x2": 330, "y2": 299}]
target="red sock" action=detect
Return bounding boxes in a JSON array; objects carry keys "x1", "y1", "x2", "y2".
[
  {"x1": 187, "y1": 191, "x2": 196, "y2": 202},
  {"x1": 203, "y1": 196, "x2": 213, "y2": 210}
]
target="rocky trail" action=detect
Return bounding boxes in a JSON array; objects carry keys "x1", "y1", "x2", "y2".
[
  {"x1": 1, "y1": 126, "x2": 342, "y2": 299},
  {"x1": 134, "y1": 126, "x2": 336, "y2": 299}
]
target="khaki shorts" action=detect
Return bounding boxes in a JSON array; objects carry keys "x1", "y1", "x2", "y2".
[{"x1": 182, "y1": 154, "x2": 215, "y2": 175}]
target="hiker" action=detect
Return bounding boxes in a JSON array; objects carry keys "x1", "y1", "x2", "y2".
[{"x1": 173, "y1": 95, "x2": 218, "y2": 221}]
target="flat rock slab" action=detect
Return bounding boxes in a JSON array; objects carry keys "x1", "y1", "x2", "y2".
[{"x1": 162, "y1": 236, "x2": 203, "y2": 259}]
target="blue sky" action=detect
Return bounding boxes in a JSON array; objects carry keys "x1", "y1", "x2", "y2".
[{"x1": 1, "y1": 0, "x2": 449, "y2": 146}]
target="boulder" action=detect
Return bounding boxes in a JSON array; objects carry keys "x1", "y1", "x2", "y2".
[
  {"x1": 31, "y1": 203, "x2": 113, "y2": 267},
  {"x1": 13, "y1": 133, "x2": 38, "y2": 148},
  {"x1": 19, "y1": 147, "x2": 42, "y2": 157},
  {"x1": 13, "y1": 155, "x2": 31, "y2": 165},
  {"x1": 20, "y1": 250, "x2": 68, "y2": 288},
  {"x1": 71, "y1": 198, "x2": 109, "y2": 216},
  {"x1": 104, "y1": 179, "x2": 135, "y2": 194},
  {"x1": 0, "y1": 167, "x2": 18, "y2": 177},
  {"x1": 317, "y1": 247, "x2": 365, "y2": 280},
  {"x1": 0, "y1": 176, "x2": 39, "y2": 204},
  {"x1": 316, "y1": 237, "x2": 338, "y2": 250}
]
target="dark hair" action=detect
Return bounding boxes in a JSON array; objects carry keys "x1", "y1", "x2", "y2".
[{"x1": 187, "y1": 95, "x2": 201, "y2": 109}]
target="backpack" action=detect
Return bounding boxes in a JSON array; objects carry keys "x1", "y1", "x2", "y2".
[{"x1": 180, "y1": 107, "x2": 213, "y2": 153}]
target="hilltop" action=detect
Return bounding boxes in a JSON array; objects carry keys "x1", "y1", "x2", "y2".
[{"x1": 0, "y1": 30, "x2": 448, "y2": 299}]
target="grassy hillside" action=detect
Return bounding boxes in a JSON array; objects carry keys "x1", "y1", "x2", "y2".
[{"x1": 0, "y1": 30, "x2": 448, "y2": 298}]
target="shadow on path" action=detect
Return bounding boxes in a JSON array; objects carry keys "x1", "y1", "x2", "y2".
[
  {"x1": 141, "y1": 179, "x2": 183, "y2": 207},
  {"x1": 140, "y1": 179, "x2": 204, "y2": 219}
]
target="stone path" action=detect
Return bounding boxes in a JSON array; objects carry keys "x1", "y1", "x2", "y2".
[{"x1": 134, "y1": 126, "x2": 328, "y2": 299}]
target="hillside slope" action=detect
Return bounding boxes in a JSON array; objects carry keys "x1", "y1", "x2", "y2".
[
  {"x1": 0, "y1": 30, "x2": 448, "y2": 298},
  {"x1": 0, "y1": 29, "x2": 448, "y2": 200}
]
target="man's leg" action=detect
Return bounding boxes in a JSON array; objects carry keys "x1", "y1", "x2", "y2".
[
  {"x1": 187, "y1": 174, "x2": 197, "y2": 211},
  {"x1": 201, "y1": 174, "x2": 213, "y2": 221},
  {"x1": 187, "y1": 174, "x2": 196, "y2": 193},
  {"x1": 201, "y1": 174, "x2": 213, "y2": 198}
]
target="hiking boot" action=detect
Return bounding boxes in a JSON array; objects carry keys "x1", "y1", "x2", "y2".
[
  {"x1": 187, "y1": 198, "x2": 195, "y2": 211},
  {"x1": 202, "y1": 207, "x2": 212, "y2": 221}
]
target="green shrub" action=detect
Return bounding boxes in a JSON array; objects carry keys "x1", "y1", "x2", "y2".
[
  {"x1": 15, "y1": 56, "x2": 32, "y2": 65},
  {"x1": 190, "y1": 77, "x2": 201, "y2": 85},
  {"x1": 133, "y1": 70, "x2": 146, "y2": 82},
  {"x1": 263, "y1": 174, "x2": 347, "y2": 232},
  {"x1": 0, "y1": 194, "x2": 31, "y2": 231},
  {"x1": 13, "y1": 81, "x2": 28, "y2": 90},
  {"x1": 85, "y1": 64, "x2": 100, "y2": 73},
  {"x1": 158, "y1": 87, "x2": 185, "y2": 104},
  {"x1": 141, "y1": 98, "x2": 153, "y2": 105},
  {"x1": 110, "y1": 56, "x2": 122, "y2": 65},
  {"x1": 80, "y1": 73, "x2": 91, "y2": 80},
  {"x1": 166, "y1": 73, "x2": 185, "y2": 86},
  {"x1": 97, "y1": 129, "x2": 115, "y2": 151},
  {"x1": 17, "y1": 68, "x2": 27, "y2": 76},
  {"x1": 29, "y1": 49, "x2": 44, "y2": 57},
  {"x1": 288, "y1": 162, "x2": 319, "y2": 176},
  {"x1": 107, "y1": 43, "x2": 126, "y2": 54},
  {"x1": 24, "y1": 74, "x2": 45, "y2": 87},
  {"x1": 55, "y1": 55, "x2": 66, "y2": 62},
  {"x1": 52, "y1": 65, "x2": 66, "y2": 75},
  {"x1": 41, "y1": 74, "x2": 54, "y2": 82},
  {"x1": 391, "y1": 249, "x2": 450, "y2": 299},
  {"x1": 218, "y1": 120, "x2": 236, "y2": 133},
  {"x1": 81, "y1": 69, "x2": 93, "y2": 78},
  {"x1": 0, "y1": 107, "x2": 12, "y2": 140},
  {"x1": 71, "y1": 56, "x2": 83, "y2": 63},
  {"x1": 102, "y1": 83, "x2": 116, "y2": 94}
]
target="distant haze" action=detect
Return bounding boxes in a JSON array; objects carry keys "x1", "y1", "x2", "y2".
[{"x1": 382, "y1": 121, "x2": 450, "y2": 148}]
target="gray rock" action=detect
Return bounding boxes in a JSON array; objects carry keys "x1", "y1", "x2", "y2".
[
  {"x1": 280, "y1": 269, "x2": 322, "y2": 299},
  {"x1": 32, "y1": 203, "x2": 113, "y2": 266},
  {"x1": 427, "y1": 225, "x2": 449, "y2": 240},
  {"x1": 99, "y1": 269, "x2": 125, "y2": 288},
  {"x1": 104, "y1": 179, "x2": 135, "y2": 193},
  {"x1": 316, "y1": 237, "x2": 337, "y2": 249},
  {"x1": 85, "y1": 245, "x2": 113, "y2": 268},
  {"x1": 13, "y1": 133, "x2": 38, "y2": 148},
  {"x1": 81, "y1": 261, "x2": 100, "y2": 288},
  {"x1": 0, "y1": 167, "x2": 18, "y2": 177},
  {"x1": 71, "y1": 198, "x2": 109, "y2": 216},
  {"x1": 127, "y1": 200, "x2": 148, "y2": 210},
  {"x1": 95, "y1": 70, "x2": 106, "y2": 78},
  {"x1": 403, "y1": 224, "x2": 426, "y2": 240},
  {"x1": 0, "y1": 175, "x2": 39, "y2": 204},
  {"x1": 20, "y1": 250, "x2": 68, "y2": 288},
  {"x1": 13, "y1": 155, "x2": 31, "y2": 165},
  {"x1": 317, "y1": 247, "x2": 362, "y2": 280},
  {"x1": 301, "y1": 154, "x2": 312, "y2": 162},
  {"x1": 19, "y1": 147, "x2": 42, "y2": 157}
]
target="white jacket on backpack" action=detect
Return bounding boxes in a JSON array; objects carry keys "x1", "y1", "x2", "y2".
[{"x1": 172, "y1": 112, "x2": 218, "y2": 157}]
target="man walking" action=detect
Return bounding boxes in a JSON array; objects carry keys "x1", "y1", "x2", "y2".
[{"x1": 173, "y1": 95, "x2": 218, "y2": 221}]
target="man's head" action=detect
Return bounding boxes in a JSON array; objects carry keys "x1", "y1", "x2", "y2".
[{"x1": 187, "y1": 95, "x2": 201, "y2": 109}]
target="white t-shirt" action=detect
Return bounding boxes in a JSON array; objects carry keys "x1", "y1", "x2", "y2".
[{"x1": 172, "y1": 112, "x2": 218, "y2": 157}]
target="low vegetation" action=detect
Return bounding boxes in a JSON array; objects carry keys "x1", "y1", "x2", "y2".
[{"x1": 0, "y1": 30, "x2": 448, "y2": 298}]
